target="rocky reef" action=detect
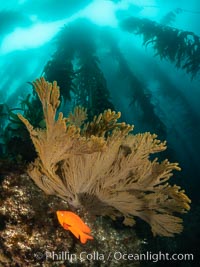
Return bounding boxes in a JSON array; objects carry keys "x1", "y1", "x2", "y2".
[{"x1": 0, "y1": 172, "x2": 141, "y2": 267}]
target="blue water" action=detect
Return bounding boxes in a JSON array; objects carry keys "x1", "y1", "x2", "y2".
[{"x1": 0, "y1": 1, "x2": 200, "y2": 265}]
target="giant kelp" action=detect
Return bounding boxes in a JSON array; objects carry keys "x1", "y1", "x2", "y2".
[
  {"x1": 100, "y1": 29, "x2": 166, "y2": 138},
  {"x1": 44, "y1": 19, "x2": 114, "y2": 117},
  {"x1": 0, "y1": 10, "x2": 32, "y2": 36},
  {"x1": 18, "y1": 78, "x2": 190, "y2": 237},
  {"x1": 160, "y1": 8, "x2": 183, "y2": 26},
  {"x1": 1, "y1": 90, "x2": 42, "y2": 162},
  {"x1": 120, "y1": 17, "x2": 200, "y2": 78}
]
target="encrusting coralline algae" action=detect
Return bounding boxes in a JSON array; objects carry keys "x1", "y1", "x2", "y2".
[{"x1": 0, "y1": 173, "x2": 140, "y2": 267}]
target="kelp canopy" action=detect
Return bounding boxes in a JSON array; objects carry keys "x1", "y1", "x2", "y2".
[
  {"x1": 18, "y1": 78, "x2": 190, "y2": 237},
  {"x1": 43, "y1": 19, "x2": 114, "y2": 119},
  {"x1": 43, "y1": 19, "x2": 167, "y2": 137},
  {"x1": 121, "y1": 17, "x2": 200, "y2": 78}
]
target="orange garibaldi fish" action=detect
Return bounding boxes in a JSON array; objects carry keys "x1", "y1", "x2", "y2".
[{"x1": 56, "y1": 211, "x2": 94, "y2": 244}]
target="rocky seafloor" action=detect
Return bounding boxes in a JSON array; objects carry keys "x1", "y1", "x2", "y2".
[{"x1": 0, "y1": 171, "x2": 142, "y2": 267}]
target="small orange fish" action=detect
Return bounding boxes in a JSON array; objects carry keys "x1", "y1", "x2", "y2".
[{"x1": 56, "y1": 211, "x2": 93, "y2": 244}]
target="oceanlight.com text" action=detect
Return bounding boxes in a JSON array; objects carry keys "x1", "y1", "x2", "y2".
[{"x1": 34, "y1": 250, "x2": 194, "y2": 263}]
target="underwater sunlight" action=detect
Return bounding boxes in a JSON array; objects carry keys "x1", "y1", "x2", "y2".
[
  {"x1": 0, "y1": 22, "x2": 62, "y2": 53},
  {"x1": 0, "y1": 0, "x2": 200, "y2": 266}
]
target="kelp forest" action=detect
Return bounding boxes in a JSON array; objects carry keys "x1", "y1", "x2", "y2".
[{"x1": 0, "y1": 1, "x2": 200, "y2": 266}]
